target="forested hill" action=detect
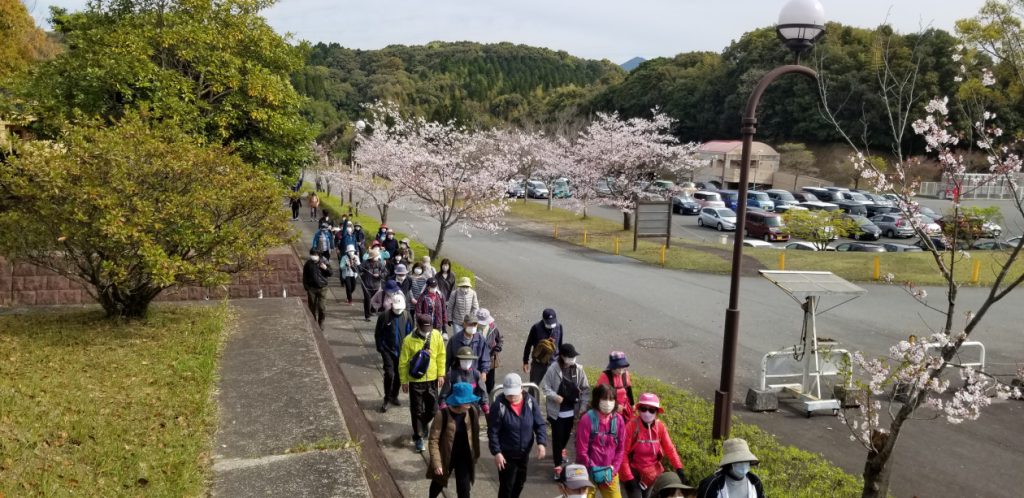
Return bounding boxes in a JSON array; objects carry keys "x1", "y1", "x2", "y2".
[{"x1": 293, "y1": 41, "x2": 626, "y2": 141}]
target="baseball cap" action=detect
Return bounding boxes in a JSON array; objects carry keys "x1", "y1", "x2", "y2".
[
  {"x1": 561, "y1": 464, "x2": 592, "y2": 490},
  {"x1": 502, "y1": 373, "x2": 523, "y2": 397},
  {"x1": 542, "y1": 308, "x2": 557, "y2": 326}
]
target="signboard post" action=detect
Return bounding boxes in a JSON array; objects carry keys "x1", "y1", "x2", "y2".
[{"x1": 632, "y1": 201, "x2": 672, "y2": 251}]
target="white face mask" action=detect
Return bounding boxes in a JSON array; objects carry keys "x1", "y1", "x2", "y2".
[
  {"x1": 639, "y1": 411, "x2": 656, "y2": 424},
  {"x1": 464, "y1": 326, "x2": 477, "y2": 335},
  {"x1": 310, "y1": 255, "x2": 320, "y2": 262},
  {"x1": 392, "y1": 302, "x2": 406, "y2": 313},
  {"x1": 459, "y1": 359, "x2": 474, "y2": 370},
  {"x1": 729, "y1": 462, "x2": 751, "y2": 480},
  {"x1": 562, "y1": 357, "x2": 576, "y2": 366},
  {"x1": 347, "y1": 228, "x2": 353, "y2": 234},
  {"x1": 567, "y1": 494, "x2": 587, "y2": 498},
  {"x1": 599, "y1": 400, "x2": 615, "y2": 414},
  {"x1": 396, "y1": 275, "x2": 406, "y2": 282},
  {"x1": 544, "y1": 322, "x2": 555, "y2": 329},
  {"x1": 414, "y1": 268, "x2": 423, "y2": 275},
  {"x1": 428, "y1": 286, "x2": 438, "y2": 293}
]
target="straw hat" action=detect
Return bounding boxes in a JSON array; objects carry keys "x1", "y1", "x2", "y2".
[{"x1": 719, "y1": 438, "x2": 758, "y2": 466}]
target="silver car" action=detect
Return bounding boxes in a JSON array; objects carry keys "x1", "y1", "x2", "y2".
[
  {"x1": 870, "y1": 214, "x2": 915, "y2": 238},
  {"x1": 698, "y1": 207, "x2": 737, "y2": 231}
]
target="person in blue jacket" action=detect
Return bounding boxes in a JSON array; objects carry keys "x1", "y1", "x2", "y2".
[{"x1": 487, "y1": 373, "x2": 547, "y2": 498}]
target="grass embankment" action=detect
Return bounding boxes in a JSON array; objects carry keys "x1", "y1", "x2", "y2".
[
  {"x1": 304, "y1": 188, "x2": 476, "y2": 283},
  {"x1": 0, "y1": 305, "x2": 229, "y2": 496},
  {"x1": 508, "y1": 201, "x2": 1024, "y2": 286},
  {"x1": 585, "y1": 369, "x2": 863, "y2": 497}
]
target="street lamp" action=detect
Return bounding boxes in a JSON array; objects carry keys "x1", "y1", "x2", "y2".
[
  {"x1": 711, "y1": 0, "x2": 825, "y2": 440},
  {"x1": 348, "y1": 119, "x2": 367, "y2": 205}
]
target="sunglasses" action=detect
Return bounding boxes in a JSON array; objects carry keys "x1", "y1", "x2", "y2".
[{"x1": 637, "y1": 406, "x2": 659, "y2": 414}]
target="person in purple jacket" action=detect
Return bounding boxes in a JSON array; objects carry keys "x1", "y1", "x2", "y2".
[{"x1": 575, "y1": 383, "x2": 626, "y2": 498}]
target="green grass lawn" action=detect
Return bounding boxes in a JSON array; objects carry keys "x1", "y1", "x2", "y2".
[
  {"x1": 588, "y1": 370, "x2": 864, "y2": 497},
  {"x1": 0, "y1": 305, "x2": 229, "y2": 496},
  {"x1": 307, "y1": 187, "x2": 476, "y2": 283},
  {"x1": 508, "y1": 201, "x2": 1024, "y2": 286}
]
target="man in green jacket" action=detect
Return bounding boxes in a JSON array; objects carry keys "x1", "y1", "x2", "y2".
[{"x1": 400, "y1": 313, "x2": 447, "y2": 452}]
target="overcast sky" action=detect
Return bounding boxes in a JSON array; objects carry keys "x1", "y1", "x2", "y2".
[{"x1": 27, "y1": 0, "x2": 987, "y2": 63}]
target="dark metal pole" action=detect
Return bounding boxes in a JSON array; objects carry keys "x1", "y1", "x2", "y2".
[{"x1": 712, "y1": 64, "x2": 818, "y2": 440}]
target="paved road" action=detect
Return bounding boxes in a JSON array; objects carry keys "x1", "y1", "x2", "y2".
[
  {"x1": 385, "y1": 201, "x2": 1024, "y2": 498},
  {"x1": 530, "y1": 196, "x2": 1024, "y2": 248}
]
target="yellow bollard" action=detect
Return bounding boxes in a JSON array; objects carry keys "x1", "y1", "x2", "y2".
[
  {"x1": 660, "y1": 245, "x2": 667, "y2": 267},
  {"x1": 554, "y1": 224, "x2": 558, "y2": 239},
  {"x1": 873, "y1": 255, "x2": 881, "y2": 281},
  {"x1": 971, "y1": 259, "x2": 981, "y2": 284},
  {"x1": 583, "y1": 230, "x2": 588, "y2": 246},
  {"x1": 614, "y1": 238, "x2": 620, "y2": 255},
  {"x1": 779, "y1": 252, "x2": 785, "y2": 271}
]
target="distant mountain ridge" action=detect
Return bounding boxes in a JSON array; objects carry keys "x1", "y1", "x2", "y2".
[{"x1": 620, "y1": 56, "x2": 646, "y2": 71}]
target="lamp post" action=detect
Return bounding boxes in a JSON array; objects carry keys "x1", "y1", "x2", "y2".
[
  {"x1": 348, "y1": 119, "x2": 366, "y2": 206},
  {"x1": 711, "y1": 0, "x2": 825, "y2": 440}
]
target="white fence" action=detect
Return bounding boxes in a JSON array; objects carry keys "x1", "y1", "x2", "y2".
[{"x1": 919, "y1": 174, "x2": 1022, "y2": 200}]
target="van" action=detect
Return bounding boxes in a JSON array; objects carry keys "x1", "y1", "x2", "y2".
[
  {"x1": 746, "y1": 211, "x2": 790, "y2": 242},
  {"x1": 692, "y1": 191, "x2": 725, "y2": 208}
]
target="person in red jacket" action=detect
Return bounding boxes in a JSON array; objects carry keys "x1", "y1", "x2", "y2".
[{"x1": 621, "y1": 393, "x2": 686, "y2": 497}]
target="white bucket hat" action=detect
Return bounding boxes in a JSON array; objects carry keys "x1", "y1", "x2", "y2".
[{"x1": 719, "y1": 438, "x2": 758, "y2": 466}]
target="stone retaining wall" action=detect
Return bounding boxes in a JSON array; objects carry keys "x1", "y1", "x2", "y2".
[{"x1": 0, "y1": 246, "x2": 306, "y2": 308}]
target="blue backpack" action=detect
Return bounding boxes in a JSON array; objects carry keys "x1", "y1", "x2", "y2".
[{"x1": 408, "y1": 333, "x2": 433, "y2": 380}]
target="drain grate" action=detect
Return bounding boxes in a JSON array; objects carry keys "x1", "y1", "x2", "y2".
[{"x1": 635, "y1": 338, "x2": 678, "y2": 349}]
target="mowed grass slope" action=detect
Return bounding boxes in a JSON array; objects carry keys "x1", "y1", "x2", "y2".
[{"x1": 0, "y1": 305, "x2": 229, "y2": 496}]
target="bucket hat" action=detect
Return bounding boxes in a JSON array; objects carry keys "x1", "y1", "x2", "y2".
[
  {"x1": 456, "y1": 346, "x2": 478, "y2": 360},
  {"x1": 650, "y1": 472, "x2": 695, "y2": 495},
  {"x1": 606, "y1": 351, "x2": 629, "y2": 370},
  {"x1": 476, "y1": 308, "x2": 493, "y2": 327},
  {"x1": 383, "y1": 279, "x2": 399, "y2": 294},
  {"x1": 394, "y1": 264, "x2": 408, "y2": 275},
  {"x1": 457, "y1": 276, "x2": 472, "y2": 287},
  {"x1": 636, "y1": 392, "x2": 664, "y2": 413},
  {"x1": 719, "y1": 438, "x2": 759, "y2": 466},
  {"x1": 446, "y1": 382, "x2": 480, "y2": 407}
]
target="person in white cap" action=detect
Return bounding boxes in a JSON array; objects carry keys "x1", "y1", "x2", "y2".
[
  {"x1": 555, "y1": 463, "x2": 595, "y2": 498},
  {"x1": 487, "y1": 373, "x2": 547, "y2": 498},
  {"x1": 696, "y1": 438, "x2": 764, "y2": 498},
  {"x1": 340, "y1": 244, "x2": 360, "y2": 305}
]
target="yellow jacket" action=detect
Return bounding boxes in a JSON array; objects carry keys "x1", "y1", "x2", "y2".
[{"x1": 399, "y1": 329, "x2": 447, "y2": 384}]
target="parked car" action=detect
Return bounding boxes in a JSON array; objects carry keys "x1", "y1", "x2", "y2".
[
  {"x1": 650, "y1": 179, "x2": 675, "y2": 193},
  {"x1": 506, "y1": 180, "x2": 525, "y2": 198},
  {"x1": 785, "y1": 241, "x2": 820, "y2": 251},
  {"x1": 836, "y1": 191, "x2": 875, "y2": 205},
  {"x1": 595, "y1": 178, "x2": 613, "y2": 197},
  {"x1": 833, "y1": 200, "x2": 868, "y2": 216},
  {"x1": 915, "y1": 237, "x2": 970, "y2": 251},
  {"x1": 672, "y1": 194, "x2": 701, "y2": 215},
  {"x1": 917, "y1": 206, "x2": 940, "y2": 220},
  {"x1": 551, "y1": 178, "x2": 572, "y2": 199},
  {"x1": 745, "y1": 211, "x2": 790, "y2": 242},
  {"x1": 695, "y1": 181, "x2": 720, "y2": 191},
  {"x1": 871, "y1": 214, "x2": 915, "y2": 238},
  {"x1": 698, "y1": 207, "x2": 737, "y2": 231},
  {"x1": 834, "y1": 242, "x2": 887, "y2": 253},
  {"x1": 747, "y1": 191, "x2": 776, "y2": 211},
  {"x1": 935, "y1": 215, "x2": 1002, "y2": 239},
  {"x1": 802, "y1": 186, "x2": 832, "y2": 199},
  {"x1": 526, "y1": 180, "x2": 549, "y2": 199},
  {"x1": 971, "y1": 240, "x2": 1017, "y2": 251},
  {"x1": 882, "y1": 193, "x2": 901, "y2": 203},
  {"x1": 883, "y1": 243, "x2": 924, "y2": 253},
  {"x1": 855, "y1": 191, "x2": 893, "y2": 206},
  {"x1": 1008, "y1": 236, "x2": 1022, "y2": 247},
  {"x1": 766, "y1": 189, "x2": 800, "y2": 208},
  {"x1": 844, "y1": 214, "x2": 882, "y2": 241},
  {"x1": 792, "y1": 192, "x2": 820, "y2": 202},
  {"x1": 797, "y1": 201, "x2": 840, "y2": 212},
  {"x1": 775, "y1": 204, "x2": 808, "y2": 213},
  {"x1": 718, "y1": 190, "x2": 739, "y2": 210},
  {"x1": 743, "y1": 239, "x2": 780, "y2": 249},
  {"x1": 693, "y1": 190, "x2": 726, "y2": 208},
  {"x1": 865, "y1": 204, "x2": 900, "y2": 217},
  {"x1": 916, "y1": 215, "x2": 942, "y2": 236}
]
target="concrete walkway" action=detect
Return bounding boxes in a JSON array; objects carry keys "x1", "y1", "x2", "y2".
[{"x1": 211, "y1": 297, "x2": 388, "y2": 497}]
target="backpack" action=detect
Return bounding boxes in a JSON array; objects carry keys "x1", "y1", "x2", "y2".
[
  {"x1": 587, "y1": 409, "x2": 618, "y2": 485},
  {"x1": 531, "y1": 337, "x2": 556, "y2": 364},
  {"x1": 497, "y1": 395, "x2": 534, "y2": 419},
  {"x1": 408, "y1": 332, "x2": 433, "y2": 380}
]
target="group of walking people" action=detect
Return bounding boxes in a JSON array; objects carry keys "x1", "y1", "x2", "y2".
[{"x1": 299, "y1": 208, "x2": 766, "y2": 498}]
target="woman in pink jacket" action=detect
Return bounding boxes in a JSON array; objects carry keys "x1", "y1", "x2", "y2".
[
  {"x1": 575, "y1": 383, "x2": 626, "y2": 498},
  {"x1": 620, "y1": 393, "x2": 686, "y2": 498}
]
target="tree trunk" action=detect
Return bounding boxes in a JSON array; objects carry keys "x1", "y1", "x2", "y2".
[
  {"x1": 97, "y1": 284, "x2": 161, "y2": 319},
  {"x1": 861, "y1": 435, "x2": 895, "y2": 498},
  {"x1": 622, "y1": 210, "x2": 632, "y2": 231},
  {"x1": 432, "y1": 226, "x2": 448, "y2": 259},
  {"x1": 582, "y1": 205, "x2": 588, "y2": 219},
  {"x1": 547, "y1": 196, "x2": 552, "y2": 211},
  {"x1": 378, "y1": 203, "x2": 389, "y2": 225}
]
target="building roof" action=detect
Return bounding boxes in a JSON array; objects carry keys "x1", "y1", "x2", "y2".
[{"x1": 700, "y1": 140, "x2": 778, "y2": 156}]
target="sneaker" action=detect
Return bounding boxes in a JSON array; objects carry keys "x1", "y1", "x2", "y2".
[
  {"x1": 414, "y1": 438, "x2": 424, "y2": 452},
  {"x1": 379, "y1": 401, "x2": 388, "y2": 413},
  {"x1": 389, "y1": 397, "x2": 401, "y2": 407},
  {"x1": 552, "y1": 467, "x2": 562, "y2": 481}
]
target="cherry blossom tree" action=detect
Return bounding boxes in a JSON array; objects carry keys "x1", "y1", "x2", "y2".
[
  {"x1": 356, "y1": 102, "x2": 515, "y2": 257},
  {"x1": 497, "y1": 129, "x2": 571, "y2": 209},
  {"x1": 821, "y1": 46, "x2": 1024, "y2": 497},
  {"x1": 572, "y1": 110, "x2": 705, "y2": 230}
]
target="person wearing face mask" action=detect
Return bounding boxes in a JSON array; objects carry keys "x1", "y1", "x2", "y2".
[
  {"x1": 695, "y1": 438, "x2": 764, "y2": 498},
  {"x1": 289, "y1": 192, "x2": 302, "y2": 220},
  {"x1": 447, "y1": 278, "x2": 479, "y2": 333},
  {"x1": 408, "y1": 263, "x2": 429, "y2": 304},
  {"x1": 523, "y1": 308, "x2": 565, "y2": 385},
  {"x1": 364, "y1": 240, "x2": 390, "y2": 262},
  {"x1": 359, "y1": 247, "x2": 386, "y2": 321},
  {"x1": 340, "y1": 244, "x2": 360, "y2": 305},
  {"x1": 374, "y1": 293, "x2": 413, "y2": 413},
  {"x1": 383, "y1": 229, "x2": 399, "y2": 255},
  {"x1": 649, "y1": 472, "x2": 696, "y2": 498},
  {"x1": 353, "y1": 223, "x2": 366, "y2": 254},
  {"x1": 393, "y1": 264, "x2": 412, "y2": 303},
  {"x1": 399, "y1": 314, "x2": 447, "y2": 453},
  {"x1": 555, "y1": 463, "x2": 595, "y2": 498},
  {"x1": 488, "y1": 373, "x2": 547, "y2": 498},
  {"x1": 375, "y1": 224, "x2": 389, "y2": 243},
  {"x1": 302, "y1": 248, "x2": 332, "y2": 329},
  {"x1": 574, "y1": 383, "x2": 626, "y2": 498},
  {"x1": 542, "y1": 343, "x2": 589, "y2": 476},
  {"x1": 445, "y1": 314, "x2": 491, "y2": 387},
  {"x1": 311, "y1": 223, "x2": 335, "y2": 260},
  {"x1": 438, "y1": 347, "x2": 489, "y2": 414},
  {"x1": 370, "y1": 279, "x2": 403, "y2": 314},
  {"x1": 597, "y1": 352, "x2": 636, "y2": 424},
  {"x1": 620, "y1": 394, "x2": 685, "y2": 498},
  {"x1": 388, "y1": 247, "x2": 409, "y2": 277},
  {"x1": 427, "y1": 382, "x2": 482, "y2": 498},
  {"x1": 420, "y1": 255, "x2": 437, "y2": 278},
  {"x1": 437, "y1": 258, "x2": 457, "y2": 299},
  {"x1": 415, "y1": 277, "x2": 449, "y2": 337},
  {"x1": 477, "y1": 308, "x2": 503, "y2": 396},
  {"x1": 400, "y1": 237, "x2": 415, "y2": 262}
]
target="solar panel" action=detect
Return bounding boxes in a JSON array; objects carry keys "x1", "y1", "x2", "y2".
[{"x1": 758, "y1": 270, "x2": 866, "y2": 297}]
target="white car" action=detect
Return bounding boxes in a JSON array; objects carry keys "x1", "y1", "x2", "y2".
[
  {"x1": 698, "y1": 207, "x2": 737, "y2": 231},
  {"x1": 1007, "y1": 236, "x2": 1021, "y2": 247},
  {"x1": 915, "y1": 215, "x2": 942, "y2": 236},
  {"x1": 784, "y1": 241, "x2": 819, "y2": 251},
  {"x1": 693, "y1": 191, "x2": 726, "y2": 208},
  {"x1": 743, "y1": 239, "x2": 781, "y2": 249}
]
